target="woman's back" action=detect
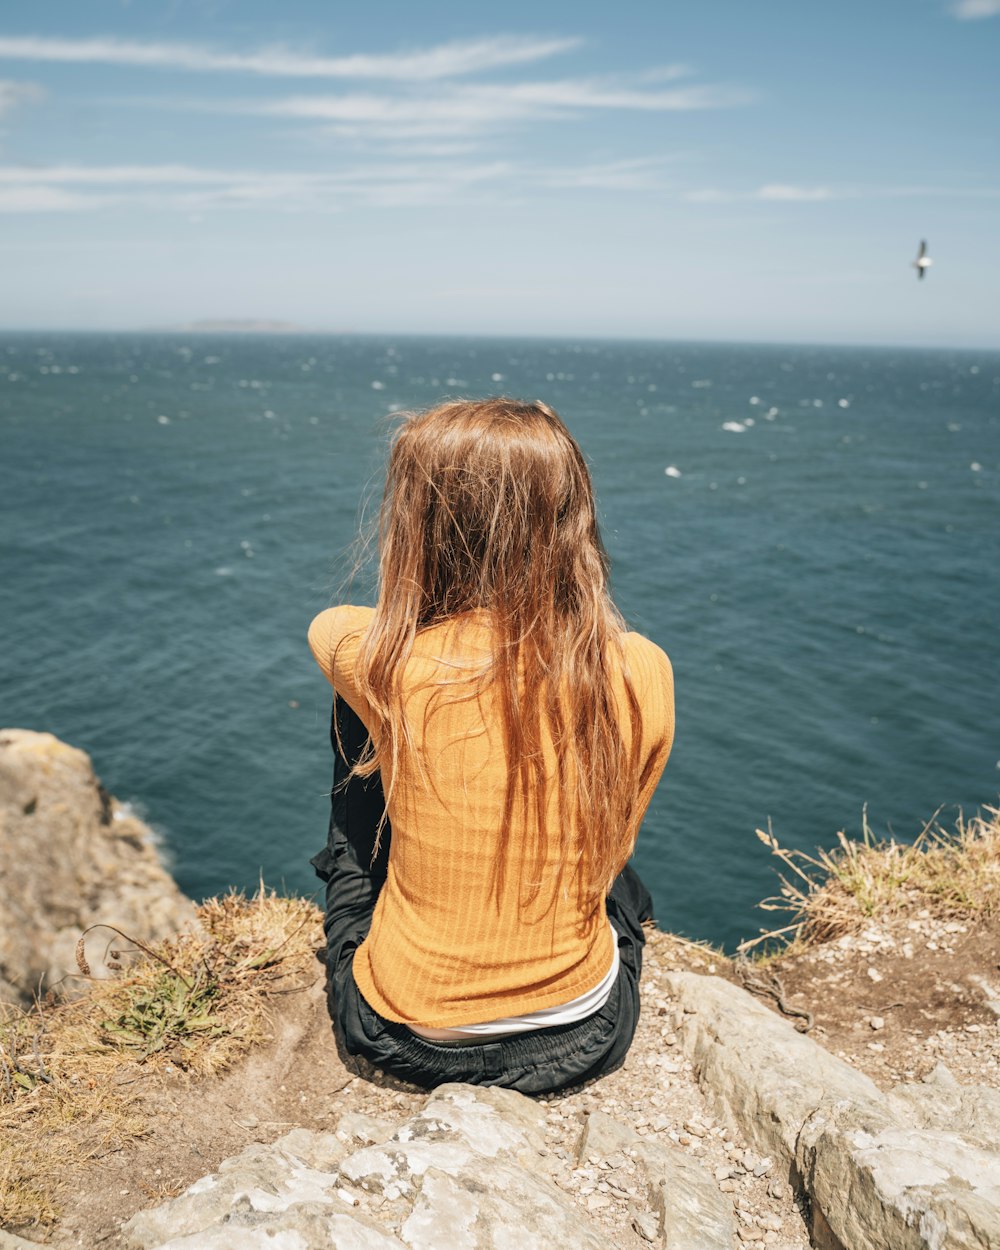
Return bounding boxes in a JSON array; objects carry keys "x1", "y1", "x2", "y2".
[{"x1": 308, "y1": 602, "x2": 673, "y2": 1028}]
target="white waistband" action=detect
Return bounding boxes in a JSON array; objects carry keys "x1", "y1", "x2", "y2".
[{"x1": 407, "y1": 929, "x2": 620, "y2": 1042}]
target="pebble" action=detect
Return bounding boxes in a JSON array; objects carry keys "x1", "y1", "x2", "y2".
[
  {"x1": 715, "y1": 1165, "x2": 733, "y2": 1181},
  {"x1": 684, "y1": 1120, "x2": 707, "y2": 1137},
  {"x1": 632, "y1": 1209, "x2": 659, "y2": 1242},
  {"x1": 768, "y1": 1178, "x2": 788, "y2": 1200},
  {"x1": 719, "y1": 1179, "x2": 739, "y2": 1193},
  {"x1": 760, "y1": 1213, "x2": 783, "y2": 1231},
  {"x1": 586, "y1": 1193, "x2": 611, "y2": 1211},
  {"x1": 754, "y1": 1158, "x2": 773, "y2": 1177},
  {"x1": 870, "y1": 1016, "x2": 885, "y2": 1031},
  {"x1": 741, "y1": 1149, "x2": 758, "y2": 1171},
  {"x1": 867, "y1": 967, "x2": 883, "y2": 982},
  {"x1": 738, "y1": 1228, "x2": 764, "y2": 1243}
]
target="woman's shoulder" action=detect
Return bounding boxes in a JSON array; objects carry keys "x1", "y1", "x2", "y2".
[
  {"x1": 620, "y1": 629, "x2": 673, "y2": 682},
  {"x1": 307, "y1": 605, "x2": 374, "y2": 679},
  {"x1": 617, "y1": 630, "x2": 674, "y2": 717}
]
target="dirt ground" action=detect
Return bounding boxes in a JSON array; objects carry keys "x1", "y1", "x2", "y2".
[
  {"x1": 8, "y1": 915, "x2": 999, "y2": 1250},
  {"x1": 763, "y1": 909, "x2": 1000, "y2": 1090}
]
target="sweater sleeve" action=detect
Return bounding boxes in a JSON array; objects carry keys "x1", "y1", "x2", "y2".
[
  {"x1": 623, "y1": 633, "x2": 675, "y2": 830},
  {"x1": 307, "y1": 605, "x2": 375, "y2": 727}
]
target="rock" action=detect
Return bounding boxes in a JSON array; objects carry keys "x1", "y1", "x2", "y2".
[
  {"x1": 267, "y1": 1128, "x2": 347, "y2": 1172},
  {"x1": 886, "y1": 1063, "x2": 1000, "y2": 1154},
  {"x1": 335, "y1": 1111, "x2": 398, "y2": 1148},
  {"x1": 401, "y1": 1164, "x2": 607, "y2": 1250},
  {"x1": 668, "y1": 972, "x2": 1000, "y2": 1250},
  {"x1": 632, "y1": 1207, "x2": 660, "y2": 1242},
  {"x1": 0, "y1": 729, "x2": 199, "y2": 1004},
  {"x1": 0, "y1": 1233, "x2": 50, "y2": 1249},
  {"x1": 340, "y1": 1083, "x2": 547, "y2": 1195},
  {"x1": 576, "y1": 1109, "x2": 639, "y2": 1161},
  {"x1": 126, "y1": 1084, "x2": 617, "y2": 1250},
  {"x1": 124, "y1": 1138, "x2": 352, "y2": 1246},
  {"x1": 129, "y1": 1202, "x2": 407, "y2": 1249},
  {"x1": 576, "y1": 1108, "x2": 736, "y2": 1248},
  {"x1": 666, "y1": 972, "x2": 882, "y2": 1168},
  {"x1": 799, "y1": 1097, "x2": 1000, "y2": 1250},
  {"x1": 637, "y1": 1138, "x2": 737, "y2": 1250}
]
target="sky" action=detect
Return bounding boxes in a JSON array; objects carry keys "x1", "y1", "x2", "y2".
[{"x1": 0, "y1": 0, "x2": 998, "y2": 346}]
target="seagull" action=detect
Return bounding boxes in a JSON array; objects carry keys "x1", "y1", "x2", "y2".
[{"x1": 913, "y1": 240, "x2": 933, "y2": 280}]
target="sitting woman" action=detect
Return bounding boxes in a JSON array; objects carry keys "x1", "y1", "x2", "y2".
[{"x1": 308, "y1": 397, "x2": 674, "y2": 1094}]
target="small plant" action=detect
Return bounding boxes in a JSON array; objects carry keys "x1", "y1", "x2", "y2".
[
  {"x1": 742, "y1": 803, "x2": 1000, "y2": 956},
  {"x1": 0, "y1": 885, "x2": 323, "y2": 1229},
  {"x1": 101, "y1": 966, "x2": 227, "y2": 1058}
]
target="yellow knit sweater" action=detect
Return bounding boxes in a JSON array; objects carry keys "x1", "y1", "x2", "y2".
[{"x1": 308, "y1": 605, "x2": 674, "y2": 1027}]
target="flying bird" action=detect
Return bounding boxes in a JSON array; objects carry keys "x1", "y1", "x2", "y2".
[{"x1": 913, "y1": 240, "x2": 933, "y2": 280}]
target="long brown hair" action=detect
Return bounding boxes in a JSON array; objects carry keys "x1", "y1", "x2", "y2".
[{"x1": 346, "y1": 397, "x2": 653, "y2": 904}]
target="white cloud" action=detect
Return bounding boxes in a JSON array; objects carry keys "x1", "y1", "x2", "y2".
[
  {"x1": 196, "y1": 73, "x2": 752, "y2": 138},
  {"x1": 686, "y1": 184, "x2": 836, "y2": 203},
  {"x1": 0, "y1": 185, "x2": 107, "y2": 211},
  {"x1": 684, "y1": 182, "x2": 1000, "y2": 204},
  {"x1": 0, "y1": 163, "x2": 238, "y2": 185},
  {"x1": 756, "y1": 184, "x2": 834, "y2": 201},
  {"x1": 6, "y1": 166, "x2": 994, "y2": 214},
  {"x1": 0, "y1": 156, "x2": 673, "y2": 212},
  {"x1": 950, "y1": 0, "x2": 1000, "y2": 18},
  {"x1": 538, "y1": 157, "x2": 668, "y2": 190},
  {"x1": 0, "y1": 79, "x2": 44, "y2": 117},
  {"x1": 0, "y1": 34, "x2": 581, "y2": 80}
]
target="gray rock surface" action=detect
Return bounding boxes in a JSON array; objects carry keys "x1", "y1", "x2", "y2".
[
  {"x1": 799, "y1": 1097, "x2": 1000, "y2": 1250},
  {"x1": 0, "y1": 729, "x2": 199, "y2": 1004},
  {"x1": 637, "y1": 1140, "x2": 736, "y2": 1250},
  {"x1": 124, "y1": 1085, "x2": 629, "y2": 1250},
  {"x1": 578, "y1": 1110, "x2": 736, "y2": 1250},
  {"x1": 666, "y1": 971, "x2": 883, "y2": 1172},
  {"x1": 577, "y1": 1115, "x2": 735, "y2": 1250},
  {"x1": 886, "y1": 1061, "x2": 1000, "y2": 1153},
  {"x1": 668, "y1": 971, "x2": 1000, "y2": 1250},
  {"x1": 0, "y1": 1232, "x2": 51, "y2": 1249}
]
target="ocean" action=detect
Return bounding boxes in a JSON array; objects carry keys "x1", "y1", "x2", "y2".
[{"x1": 2, "y1": 332, "x2": 998, "y2": 952}]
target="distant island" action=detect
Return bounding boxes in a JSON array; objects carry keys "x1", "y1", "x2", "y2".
[{"x1": 163, "y1": 319, "x2": 308, "y2": 334}]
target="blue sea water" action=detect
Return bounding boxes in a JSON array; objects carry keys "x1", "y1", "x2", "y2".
[{"x1": 2, "y1": 332, "x2": 998, "y2": 951}]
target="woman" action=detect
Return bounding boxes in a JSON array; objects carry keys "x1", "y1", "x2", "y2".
[{"x1": 308, "y1": 398, "x2": 674, "y2": 1094}]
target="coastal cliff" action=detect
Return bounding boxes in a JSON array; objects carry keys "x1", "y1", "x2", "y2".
[
  {"x1": 1, "y1": 732, "x2": 997, "y2": 1250},
  {"x1": 0, "y1": 730, "x2": 198, "y2": 1006}
]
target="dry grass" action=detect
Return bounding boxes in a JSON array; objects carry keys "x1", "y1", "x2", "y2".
[
  {"x1": 741, "y1": 804, "x2": 1000, "y2": 960},
  {"x1": 0, "y1": 885, "x2": 323, "y2": 1230}
]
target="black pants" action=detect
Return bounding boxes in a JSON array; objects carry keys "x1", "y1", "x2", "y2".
[{"x1": 310, "y1": 698, "x2": 654, "y2": 1095}]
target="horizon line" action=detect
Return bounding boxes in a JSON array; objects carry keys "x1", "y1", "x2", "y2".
[{"x1": 0, "y1": 324, "x2": 997, "y2": 353}]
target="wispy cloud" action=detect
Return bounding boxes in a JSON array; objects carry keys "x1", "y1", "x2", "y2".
[
  {"x1": 166, "y1": 72, "x2": 752, "y2": 139},
  {"x1": 0, "y1": 185, "x2": 113, "y2": 211},
  {"x1": 685, "y1": 184, "x2": 836, "y2": 203},
  {"x1": 949, "y1": 0, "x2": 1000, "y2": 18},
  {"x1": 0, "y1": 33, "x2": 581, "y2": 80},
  {"x1": 0, "y1": 156, "x2": 674, "y2": 212},
  {"x1": 757, "y1": 184, "x2": 835, "y2": 202},
  {"x1": 684, "y1": 182, "x2": 1000, "y2": 204},
  {"x1": 0, "y1": 79, "x2": 43, "y2": 118}
]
